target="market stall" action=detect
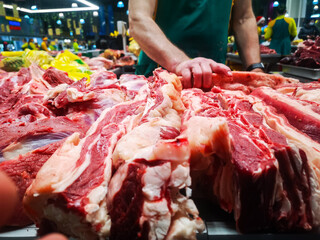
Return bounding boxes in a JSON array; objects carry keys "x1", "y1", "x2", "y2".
[{"x1": 1, "y1": 0, "x2": 320, "y2": 240}]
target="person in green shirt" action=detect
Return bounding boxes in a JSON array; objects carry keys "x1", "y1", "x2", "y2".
[
  {"x1": 73, "y1": 39, "x2": 79, "y2": 52},
  {"x1": 129, "y1": 0, "x2": 263, "y2": 89},
  {"x1": 21, "y1": 38, "x2": 28, "y2": 51},
  {"x1": 265, "y1": 5, "x2": 297, "y2": 55}
]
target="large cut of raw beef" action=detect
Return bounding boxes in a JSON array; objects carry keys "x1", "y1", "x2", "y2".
[
  {"x1": 1, "y1": 65, "x2": 320, "y2": 239},
  {"x1": 181, "y1": 87, "x2": 320, "y2": 232},
  {"x1": 24, "y1": 69, "x2": 204, "y2": 240},
  {"x1": 0, "y1": 65, "x2": 127, "y2": 226}
]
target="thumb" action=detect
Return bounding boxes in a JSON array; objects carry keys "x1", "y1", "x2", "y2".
[
  {"x1": 39, "y1": 233, "x2": 68, "y2": 240},
  {"x1": 0, "y1": 171, "x2": 18, "y2": 227}
]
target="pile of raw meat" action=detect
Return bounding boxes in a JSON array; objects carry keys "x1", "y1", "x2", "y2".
[
  {"x1": 260, "y1": 45, "x2": 277, "y2": 54},
  {"x1": 82, "y1": 49, "x2": 135, "y2": 71},
  {"x1": 280, "y1": 37, "x2": 320, "y2": 68},
  {"x1": 1, "y1": 66, "x2": 320, "y2": 240}
]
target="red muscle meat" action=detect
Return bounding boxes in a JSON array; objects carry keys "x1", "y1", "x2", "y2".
[
  {"x1": 24, "y1": 69, "x2": 203, "y2": 240},
  {"x1": 181, "y1": 87, "x2": 320, "y2": 232}
]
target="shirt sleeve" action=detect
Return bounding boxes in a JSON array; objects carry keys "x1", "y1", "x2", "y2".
[
  {"x1": 264, "y1": 20, "x2": 275, "y2": 40},
  {"x1": 288, "y1": 18, "x2": 297, "y2": 38}
]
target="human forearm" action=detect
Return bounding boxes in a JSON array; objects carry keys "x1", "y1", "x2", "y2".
[
  {"x1": 129, "y1": 9, "x2": 189, "y2": 72},
  {"x1": 232, "y1": 0, "x2": 261, "y2": 70},
  {"x1": 233, "y1": 17, "x2": 261, "y2": 69},
  {"x1": 129, "y1": 0, "x2": 231, "y2": 89}
]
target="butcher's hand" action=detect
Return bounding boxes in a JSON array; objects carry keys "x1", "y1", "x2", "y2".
[
  {"x1": 175, "y1": 57, "x2": 232, "y2": 89},
  {"x1": 0, "y1": 171, "x2": 67, "y2": 240}
]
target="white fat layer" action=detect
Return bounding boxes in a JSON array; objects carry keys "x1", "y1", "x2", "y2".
[
  {"x1": 66, "y1": 87, "x2": 95, "y2": 102},
  {"x1": 166, "y1": 194, "x2": 204, "y2": 240},
  {"x1": 295, "y1": 88, "x2": 320, "y2": 103},
  {"x1": 169, "y1": 163, "x2": 191, "y2": 188},
  {"x1": 28, "y1": 133, "x2": 82, "y2": 193},
  {"x1": 140, "y1": 200, "x2": 171, "y2": 240},
  {"x1": 106, "y1": 163, "x2": 128, "y2": 203},
  {"x1": 45, "y1": 83, "x2": 68, "y2": 100},
  {"x1": 142, "y1": 162, "x2": 171, "y2": 201},
  {"x1": 259, "y1": 87, "x2": 320, "y2": 125},
  {"x1": 52, "y1": 133, "x2": 98, "y2": 192}
]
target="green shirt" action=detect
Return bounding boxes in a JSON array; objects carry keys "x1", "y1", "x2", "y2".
[
  {"x1": 265, "y1": 15, "x2": 297, "y2": 55},
  {"x1": 136, "y1": 0, "x2": 234, "y2": 76}
]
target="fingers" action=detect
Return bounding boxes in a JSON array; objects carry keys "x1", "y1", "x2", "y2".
[
  {"x1": 175, "y1": 58, "x2": 232, "y2": 89},
  {"x1": 181, "y1": 68, "x2": 192, "y2": 89},
  {"x1": 39, "y1": 233, "x2": 68, "y2": 240},
  {"x1": 209, "y1": 61, "x2": 232, "y2": 76},
  {"x1": 192, "y1": 64, "x2": 202, "y2": 89},
  {"x1": 0, "y1": 171, "x2": 18, "y2": 227},
  {"x1": 200, "y1": 62, "x2": 213, "y2": 89}
]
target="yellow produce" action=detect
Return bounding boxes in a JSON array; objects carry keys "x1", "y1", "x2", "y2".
[
  {"x1": 45, "y1": 50, "x2": 91, "y2": 81},
  {"x1": 128, "y1": 39, "x2": 141, "y2": 57},
  {"x1": 22, "y1": 50, "x2": 54, "y2": 68},
  {"x1": 1, "y1": 51, "x2": 24, "y2": 57}
]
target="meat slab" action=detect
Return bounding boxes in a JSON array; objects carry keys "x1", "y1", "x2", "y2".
[
  {"x1": 1, "y1": 65, "x2": 320, "y2": 238},
  {"x1": 0, "y1": 66, "x2": 127, "y2": 227},
  {"x1": 181, "y1": 87, "x2": 320, "y2": 232},
  {"x1": 24, "y1": 69, "x2": 203, "y2": 240}
]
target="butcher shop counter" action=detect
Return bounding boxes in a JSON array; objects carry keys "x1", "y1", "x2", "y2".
[{"x1": 1, "y1": 198, "x2": 319, "y2": 240}]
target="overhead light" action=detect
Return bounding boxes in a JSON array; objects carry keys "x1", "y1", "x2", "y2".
[
  {"x1": 285, "y1": 13, "x2": 289, "y2": 17},
  {"x1": 80, "y1": 18, "x2": 85, "y2": 24},
  {"x1": 273, "y1": 1, "x2": 279, "y2": 7},
  {"x1": 70, "y1": 31, "x2": 73, "y2": 36},
  {"x1": 31, "y1": 5, "x2": 37, "y2": 10},
  {"x1": 24, "y1": 15, "x2": 30, "y2": 18},
  {"x1": 72, "y1": 3, "x2": 78, "y2": 8},
  {"x1": 59, "y1": 13, "x2": 64, "y2": 18},
  {"x1": 315, "y1": 5, "x2": 319, "y2": 10},
  {"x1": 311, "y1": 13, "x2": 320, "y2": 18},
  {"x1": 93, "y1": 11, "x2": 98, "y2": 16},
  {"x1": 126, "y1": 10, "x2": 129, "y2": 15},
  {"x1": 56, "y1": 20, "x2": 62, "y2": 25},
  {"x1": 3, "y1": 1, "x2": 99, "y2": 13},
  {"x1": 117, "y1": 1, "x2": 124, "y2": 8},
  {"x1": 314, "y1": 0, "x2": 319, "y2": 5}
]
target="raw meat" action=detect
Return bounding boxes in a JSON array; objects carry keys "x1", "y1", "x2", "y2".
[
  {"x1": 280, "y1": 37, "x2": 320, "y2": 68},
  {"x1": 1, "y1": 65, "x2": 319, "y2": 238},
  {"x1": 252, "y1": 87, "x2": 320, "y2": 144},
  {"x1": 260, "y1": 45, "x2": 277, "y2": 54},
  {"x1": 0, "y1": 142, "x2": 62, "y2": 226},
  {"x1": 43, "y1": 67, "x2": 74, "y2": 87},
  {"x1": 84, "y1": 57, "x2": 114, "y2": 71},
  {"x1": 211, "y1": 71, "x2": 298, "y2": 93},
  {"x1": 180, "y1": 87, "x2": 320, "y2": 232},
  {"x1": 276, "y1": 81, "x2": 320, "y2": 104},
  {"x1": 0, "y1": 67, "x2": 127, "y2": 228},
  {"x1": 24, "y1": 69, "x2": 203, "y2": 240}
]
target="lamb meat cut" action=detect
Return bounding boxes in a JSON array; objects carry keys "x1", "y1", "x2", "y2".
[{"x1": 24, "y1": 69, "x2": 203, "y2": 240}]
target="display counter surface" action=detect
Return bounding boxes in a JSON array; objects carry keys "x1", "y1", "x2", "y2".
[
  {"x1": 280, "y1": 64, "x2": 320, "y2": 80},
  {"x1": 1, "y1": 199, "x2": 319, "y2": 240}
]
